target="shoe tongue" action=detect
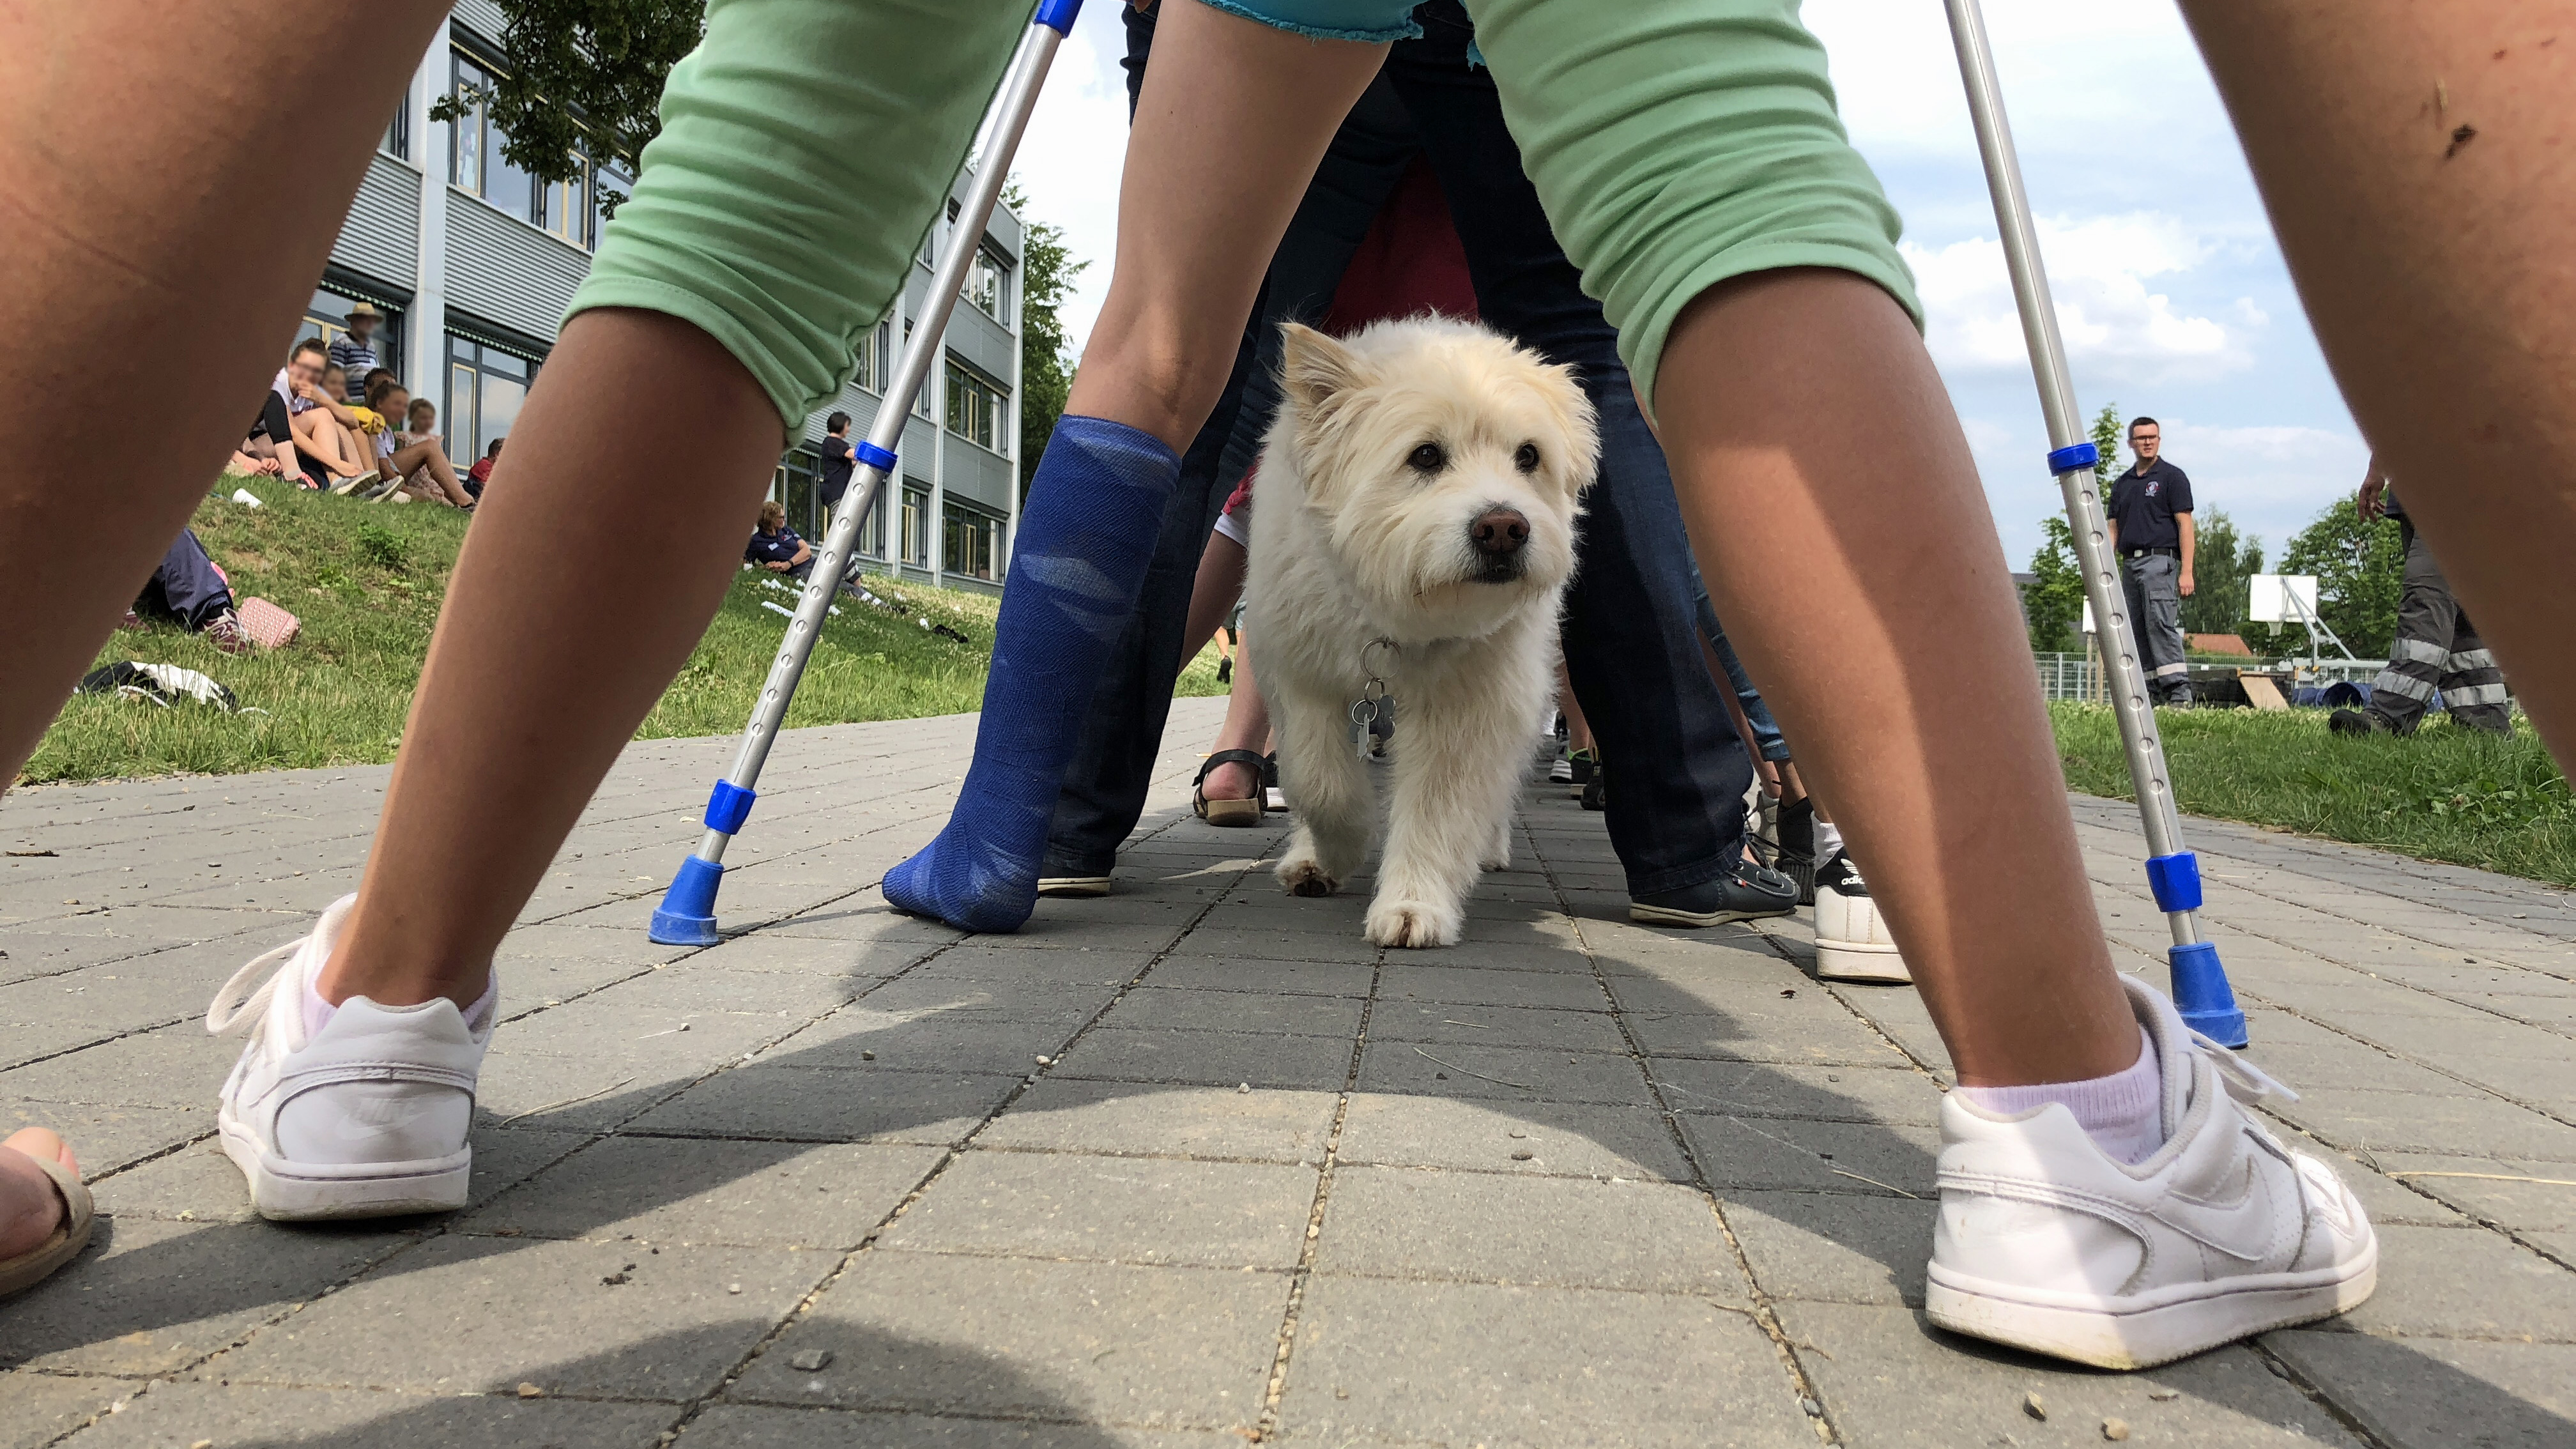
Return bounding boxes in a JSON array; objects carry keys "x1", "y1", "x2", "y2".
[{"x1": 2122, "y1": 973, "x2": 2197, "y2": 1142}]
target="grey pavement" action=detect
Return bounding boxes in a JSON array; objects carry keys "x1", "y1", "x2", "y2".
[{"x1": 4, "y1": 697, "x2": 2573, "y2": 1447}]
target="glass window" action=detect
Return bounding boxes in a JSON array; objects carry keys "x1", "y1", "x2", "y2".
[
  {"x1": 778, "y1": 448, "x2": 822, "y2": 540},
  {"x1": 942, "y1": 502, "x2": 1000, "y2": 581},
  {"x1": 905, "y1": 325, "x2": 932, "y2": 418},
  {"x1": 962, "y1": 246, "x2": 1011, "y2": 326},
  {"x1": 944, "y1": 358, "x2": 1006, "y2": 453},
  {"x1": 540, "y1": 150, "x2": 591, "y2": 248},
  {"x1": 856, "y1": 485, "x2": 887, "y2": 558},
  {"x1": 900, "y1": 487, "x2": 930, "y2": 565},
  {"x1": 383, "y1": 78, "x2": 411, "y2": 161},
  {"x1": 444, "y1": 335, "x2": 542, "y2": 463},
  {"x1": 450, "y1": 50, "x2": 536, "y2": 225},
  {"x1": 853, "y1": 319, "x2": 890, "y2": 394},
  {"x1": 592, "y1": 162, "x2": 631, "y2": 247}
]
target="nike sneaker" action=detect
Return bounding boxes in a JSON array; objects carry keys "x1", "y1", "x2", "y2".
[
  {"x1": 1928, "y1": 973, "x2": 2377, "y2": 1368},
  {"x1": 208, "y1": 895, "x2": 494, "y2": 1220},
  {"x1": 1813, "y1": 851, "x2": 1908, "y2": 984}
]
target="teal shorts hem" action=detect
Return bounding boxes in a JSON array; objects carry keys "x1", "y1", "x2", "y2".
[{"x1": 1199, "y1": 0, "x2": 1422, "y2": 43}]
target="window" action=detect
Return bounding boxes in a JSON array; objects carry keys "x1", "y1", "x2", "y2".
[
  {"x1": 383, "y1": 79, "x2": 411, "y2": 161},
  {"x1": 855, "y1": 485, "x2": 888, "y2": 558},
  {"x1": 450, "y1": 49, "x2": 589, "y2": 241},
  {"x1": 944, "y1": 358, "x2": 1006, "y2": 453},
  {"x1": 445, "y1": 335, "x2": 539, "y2": 462},
  {"x1": 776, "y1": 448, "x2": 822, "y2": 540},
  {"x1": 296, "y1": 289, "x2": 402, "y2": 387},
  {"x1": 540, "y1": 148, "x2": 592, "y2": 248},
  {"x1": 943, "y1": 501, "x2": 1002, "y2": 581},
  {"x1": 900, "y1": 487, "x2": 931, "y2": 565},
  {"x1": 852, "y1": 319, "x2": 891, "y2": 394},
  {"x1": 592, "y1": 162, "x2": 631, "y2": 245},
  {"x1": 962, "y1": 246, "x2": 1011, "y2": 326},
  {"x1": 906, "y1": 326, "x2": 932, "y2": 418}
]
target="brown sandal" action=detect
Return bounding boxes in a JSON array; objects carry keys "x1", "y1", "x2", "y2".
[
  {"x1": 0, "y1": 1148, "x2": 93, "y2": 1300},
  {"x1": 1193, "y1": 749, "x2": 1268, "y2": 827}
]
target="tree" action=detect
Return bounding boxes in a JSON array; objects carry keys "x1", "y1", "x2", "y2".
[
  {"x1": 2179, "y1": 508, "x2": 2264, "y2": 639},
  {"x1": 429, "y1": 0, "x2": 705, "y2": 197},
  {"x1": 1008, "y1": 179, "x2": 1087, "y2": 498},
  {"x1": 2022, "y1": 515, "x2": 2087, "y2": 654},
  {"x1": 2262, "y1": 500, "x2": 2407, "y2": 656},
  {"x1": 2089, "y1": 402, "x2": 2122, "y2": 488}
]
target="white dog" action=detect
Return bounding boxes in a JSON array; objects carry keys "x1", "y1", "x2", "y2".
[{"x1": 1245, "y1": 318, "x2": 1598, "y2": 947}]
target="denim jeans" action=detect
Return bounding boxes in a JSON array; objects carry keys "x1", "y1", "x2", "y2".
[{"x1": 1046, "y1": 0, "x2": 1754, "y2": 896}]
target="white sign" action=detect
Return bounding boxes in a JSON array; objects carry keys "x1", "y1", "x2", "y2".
[
  {"x1": 2080, "y1": 597, "x2": 2094, "y2": 636},
  {"x1": 2248, "y1": 574, "x2": 2320, "y2": 625}
]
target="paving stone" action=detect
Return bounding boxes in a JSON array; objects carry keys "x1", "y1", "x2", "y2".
[
  {"x1": 211, "y1": 1232, "x2": 828, "y2": 1399},
  {"x1": 1140, "y1": 956, "x2": 1374, "y2": 998},
  {"x1": 852, "y1": 979, "x2": 1123, "y2": 1022},
  {"x1": 0, "y1": 1216, "x2": 413, "y2": 1375},
  {"x1": 55, "y1": 1379, "x2": 682, "y2": 1447},
  {"x1": 1374, "y1": 963, "x2": 1605, "y2": 1013},
  {"x1": 0, "y1": 1026, "x2": 245, "y2": 1110},
  {"x1": 682, "y1": 1404, "x2": 1243, "y2": 1447},
  {"x1": 2264, "y1": 1087, "x2": 2576, "y2": 1161},
  {"x1": 1313, "y1": 1165, "x2": 1749, "y2": 1297},
  {"x1": 912, "y1": 946, "x2": 1160, "y2": 988},
  {"x1": 1781, "y1": 1302, "x2": 2362, "y2": 1447},
  {"x1": 1655, "y1": 1061, "x2": 1942, "y2": 1126},
  {"x1": 761, "y1": 1006, "x2": 1092, "y2": 1075},
  {"x1": 1354, "y1": 1038, "x2": 1653, "y2": 1106},
  {"x1": 1275, "y1": 1276, "x2": 1808, "y2": 1448},
  {"x1": 2237, "y1": 1039, "x2": 2490, "y2": 1096},
  {"x1": 1721, "y1": 1190, "x2": 1935, "y2": 1306},
  {"x1": 459, "y1": 1137, "x2": 942, "y2": 1248},
  {"x1": 1362, "y1": 999, "x2": 1627, "y2": 1052},
  {"x1": 1680, "y1": 1115, "x2": 1941, "y2": 1199},
  {"x1": 91, "y1": 1127, "x2": 577, "y2": 1224},
  {"x1": 625, "y1": 1065, "x2": 1021, "y2": 1146},
  {"x1": 1, "y1": 1100, "x2": 208, "y2": 1177},
  {"x1": 2319, "y1": 1223, "x2": 2576, "y2": 1341},
  {"x1": 1622, "y1": 1000, "x2": 1910, "y2": 1068},
  {"x1": 0, "y1": 1369, "x2": 125, "y2": 1448},
  {"x1": 1333, "y1": 1092, "x2": 1692, "y2": 1183},
  {"x1": 1095, "y1": 988, "x2": 1365, "y2": 1039},
  {"x1": 731, "y1": 1252, "x2": 1282, "y2": 1433},
  {"x1": 2368, "y1": 1152, "x2": 2576, "y2": 1230},
  {"x1": 473, "y1": 1050, "x2": 699, "y2": 1134},
  {"x1": 2265, "y1": 1330, "x2": 2576, "y2": 1449},
  {"x1": 1053, "y1": 1028, "x2": 1353, "y2": 1091},
  {"x1": 884, "y1": 1151, "x2": 1316, "y2": 1269},
  {"x1": 976, "y1": 1081, "x2": 1338, "y2": 1164}
]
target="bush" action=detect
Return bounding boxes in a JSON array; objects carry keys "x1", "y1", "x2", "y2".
[{"x1": 355, "y1": 523, "x2": 409, "y2": 572}]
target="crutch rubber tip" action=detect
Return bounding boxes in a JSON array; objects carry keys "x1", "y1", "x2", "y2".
[
  {"x1": 2168, "y1": 941, "x2": 2248, "y2": 1048},
  {"x1": 650, "y1": 855, "x2": 725, "y2": 946}
]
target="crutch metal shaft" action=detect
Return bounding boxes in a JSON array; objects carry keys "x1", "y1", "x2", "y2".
[
  {"x1": 650, "y1": 0, "x2": 1082, "y2": 946},
  {"x1": 1942, "y1": 0, "x2": 2246, "y2": 1044}
]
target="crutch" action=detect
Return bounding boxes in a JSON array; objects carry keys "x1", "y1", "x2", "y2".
[
  {"x1": 1943, "y1": 0, "x2": 2248, "y2": 1045},
  {"x1": 648, "y1": 0, "x2": 1084, "y2": 946}
]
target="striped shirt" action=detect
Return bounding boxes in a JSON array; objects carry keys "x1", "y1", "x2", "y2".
[{"x1": 328, "y1": 335, "x2": 381, "y2": 399}]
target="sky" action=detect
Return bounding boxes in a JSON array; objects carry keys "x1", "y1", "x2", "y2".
[{"x1": 1007, "y1": 0, "x2": 2368, "y2": 571}]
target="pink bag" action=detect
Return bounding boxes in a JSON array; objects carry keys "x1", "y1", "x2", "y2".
[{"x1": 236, "y1": 597, "x2": 300, "y2": 650}]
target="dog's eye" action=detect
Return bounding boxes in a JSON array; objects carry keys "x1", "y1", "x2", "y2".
[
  {"x1": 1407, "y1": 442, "x2": 1448, "y2": 473},
  {"x1": 1514, "y1": 442, "x2": 1542, "y2": 473}
]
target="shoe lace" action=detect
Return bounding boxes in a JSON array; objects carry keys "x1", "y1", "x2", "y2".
[
  {"x1": 2191, "y1": 1029, "x2": 2300, "y2": 1105},
  {"x1": 206, "y1": 935, "x2": 306, "y2": 1036}
]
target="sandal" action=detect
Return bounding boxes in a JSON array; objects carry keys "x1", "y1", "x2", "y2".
[
  {"x1": 0, "y1": 1147, "x2": 93, "y2": 1300},
  {"x1": 1193, "y1": 749, "x2": 1268, "y2": 827}
]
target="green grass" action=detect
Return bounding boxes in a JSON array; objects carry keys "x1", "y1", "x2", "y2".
[
  {"x1": 2050, "y1": 701, "x2": 2576, "y2": 887},
  {"x1": 24, "y1": 481, "x2": 1227, "y2": 786}
]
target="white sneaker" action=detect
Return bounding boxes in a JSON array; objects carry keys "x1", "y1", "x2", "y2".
[
  {"x1": 208, "y1": 895, "x2": 494, "y2": 1220},
  {"x1": 1928, "y1": 974, "x2": 2377, "y2": 1368},
  {"x1": 1813, "y1": 852, "x2": 1909, "y2": 983}
]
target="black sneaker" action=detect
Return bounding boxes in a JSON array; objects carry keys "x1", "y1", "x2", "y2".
[
  {"x1": 1774, "y1": 795, "x2": 1818, "y2": 905},
  {"x1": 1036, "y1": 850, "x2": 1116, "y2": 898},
  {"x1": 2327, "y1": 708, "x2": 2373, "y2": 737},
  {"x1": 1629, "y1": 855, "x2": 1798, "y2": 928},
  {"x1": 1579, "y1": 763, "x2": 1607, "y2": 812}
]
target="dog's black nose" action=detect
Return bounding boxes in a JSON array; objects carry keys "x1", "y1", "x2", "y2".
[{"x1": 1470, "y1": 508, "x2": 1529, "y2": 558}]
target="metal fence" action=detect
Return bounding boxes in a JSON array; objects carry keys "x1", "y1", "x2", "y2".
[{"x1": 2033, "y1": 652, "x2": 2389, "y2": 704}]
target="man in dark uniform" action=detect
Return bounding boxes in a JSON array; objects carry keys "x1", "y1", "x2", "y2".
[
  {"x1": 2331, "y1": 455, "x2": 2513, "y2": 736},
  {"x1": 2106, "y1": 417, "x2": 2196, "y2": 706}
]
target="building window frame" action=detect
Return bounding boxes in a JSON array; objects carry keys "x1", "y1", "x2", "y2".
[
  {"x1": 444, "y1": 332, "x2": 542, "y2": 465},
  {"x1": 962, "y1": 245, "x2": 1012, "y2": 327},
  {"x1": 448, "y1": 47, "x2": 596, "y2": 249},
  {"x1": 943, "y1": 356, "x2": 1007, "y2": 454},
  {"x1": 942, "y1": 498, "x2": 1003, "y2": 581},
  {"x1": 900, "y1": 486, "x2": 931, "y2": 566}
]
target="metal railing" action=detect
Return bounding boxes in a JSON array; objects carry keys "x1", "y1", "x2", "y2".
[{"x1": 2034, "y1": 652, "x2": 2389, "y2": 703}]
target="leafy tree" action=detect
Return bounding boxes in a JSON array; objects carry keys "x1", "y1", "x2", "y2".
[
  {"x1": 2090, "y1": 402, "x2": 2122, "y2": 487},
  {"x1": 2022, "y1": 515, "x2": 2087, "y2": 654},
  {"x1": 2179, "y1": 507, "x2": 2263, "y2": 639},
  {"x1": 2270, "y1": 500, "x2": 2407, "y2": 656},
  {"x1": 429, "y1": 0, "x2": 705, "y2": 199},
  {"x1": 1008, "y1": 178, "x2": 1087, "y2": 498}
]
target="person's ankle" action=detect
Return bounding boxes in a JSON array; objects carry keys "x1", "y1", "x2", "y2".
[{"x1": 1953, "y1": 1027, "x2": 2162, "y2": 1165}]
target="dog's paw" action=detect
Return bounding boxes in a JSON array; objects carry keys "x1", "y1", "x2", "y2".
[
  {"x1": 1478, "y1": 849, "x2": 1513, "y2": 871},
  {"x1": 1365, "y1": 897, "x2": 1462, "y2": 948},
  {"x1": 1277, "y1": 856, "x2": 1339, "y2": 898}
]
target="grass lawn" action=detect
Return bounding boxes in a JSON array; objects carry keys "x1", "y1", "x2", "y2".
[
  {"x1": 23, "y1": 482, "x2": 1228, "y2": 786},
  {"x1": 2051, "y1": 702, "x2": 2576, "y2": 887}
]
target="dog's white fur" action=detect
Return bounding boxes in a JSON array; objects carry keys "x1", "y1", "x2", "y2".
[{"x1": 1245, "y1": 318, "x2": 1598, "y2": 947}]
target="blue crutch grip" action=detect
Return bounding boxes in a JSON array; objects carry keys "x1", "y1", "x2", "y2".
[
  {"x1": 1034, "y1": 0, "x2": 1082, "y2": 35},
  {"x1": 2143, "y1": 852, "x2": 2203, "y2": 913},
  {"x1": 650, "y1": 854, "x2": 725, "y2": 946},
  {"x1": 703, "y1": 780, "x2": 756, "y2": 836},
  {"x1": 853, "y1": 441, "x2": 898, "y2": 473},
  {"x1": 2168, "y1": 941, "x2": 2248, "y2": 1048},
  {"x1": 2047, "y1": 441, "x2": 2099, "y2": 473}
]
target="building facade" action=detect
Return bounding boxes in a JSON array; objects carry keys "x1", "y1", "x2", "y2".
[{"x1": 300, "y1": 0, "x2": 1025, "y2": 593}]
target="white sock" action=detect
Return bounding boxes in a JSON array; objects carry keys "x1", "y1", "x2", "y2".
[
  {"x1": 304, "y1": 972, "x2": 497, "y2": 1036},
  {"x1": 1814, "y1": 820, "x2": 1845, "y2": 859},
  {"x1": 1954, "y1": 1027, "x2": 2163, "y2": 1165}
]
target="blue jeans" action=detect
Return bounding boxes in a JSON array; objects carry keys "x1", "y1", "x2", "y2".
[{"x1": 1046, "y1": 1, "x2": 1756, "y2": 896}]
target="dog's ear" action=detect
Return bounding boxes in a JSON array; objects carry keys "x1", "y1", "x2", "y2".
[{"x1": 1278, "y1": 323, "x2": 1372, "y2": 417}]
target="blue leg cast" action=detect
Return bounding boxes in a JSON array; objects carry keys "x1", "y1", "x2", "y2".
[{"x1": 882, "y1": 416, "x2": 1181, "y2": 931}]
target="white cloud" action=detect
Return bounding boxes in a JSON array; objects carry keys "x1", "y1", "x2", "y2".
[
  {"x1": 1906, "y1": 213, "x2": 2255, "y2": 384},
  {"x1": 1004, "y1": 6, "x2": 1131, "y2": 353}
]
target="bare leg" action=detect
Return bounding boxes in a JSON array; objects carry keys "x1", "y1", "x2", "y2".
[
  {"x1": 1656, "y1": 271, "x2": 2134, "y2": 1087},
  {"x1": 388, "y1": 440, "x2": 474, "y2": 507},
  {"x1": 1181, "y1": 528, "x2": 1249, "y2": 661},
  {"x1": 326, "y1": 311, "x2": 782, "y2": 1007},
  {"x1": 2179, "y1": 1, "x2": 2576, "y2": 751},
  {"x1": 1202, "y1": 633, "x2": 1268, "y2": 802},
  {"x1": 1554, "y1": 659, "x2": 1595, "y2": 754},
  {"x1": 292, "y1": 410, "x2": 364, "y2": 478},
  {"x1": 0, "y1": 0, "x2": 450, "y2": 781}
]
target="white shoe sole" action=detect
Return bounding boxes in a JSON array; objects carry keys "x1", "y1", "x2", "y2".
[
  {"x1": 1816, "y1": 939, "x2": 1911, "y2": 983},
  {"x1": 1923, "y1": 1239, "x2": 2378, "y2": 1370},
  {"x1": 1036, "y1": 876, "x2": 1113, "y2": 898},
  {"x1": 220, "y1": 1117, "x2": 470, "y2": 1221}
]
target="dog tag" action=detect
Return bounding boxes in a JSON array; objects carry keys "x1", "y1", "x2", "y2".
[{"x1": 1349, "y1": 698, "x2": 1379, "y2": 760}]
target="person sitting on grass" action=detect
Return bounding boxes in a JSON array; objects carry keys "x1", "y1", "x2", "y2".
[
  {"x1": 746, "y1": 500, "x2": 814, "y2": 581},
  {"x1": 232, "y1": 381, "x2": 302, "y2": 484},
  {"x1": 289, "y1": 360, "x2": 376, "y2": 488},
  {"x1": 357, "y1": 380, "x2": 473, "y2": 508},
  {"x1": 466, "y1": 437, "x2": 503, "y2": 500}
]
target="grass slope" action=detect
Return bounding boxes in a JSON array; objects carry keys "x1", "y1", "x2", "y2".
[
  {"x1": 26, "y1": 482, "x2": 1225, "y2": 785},
  {"x1": 2051, "y1": 702, "x2": 2575, "y2": 887}
]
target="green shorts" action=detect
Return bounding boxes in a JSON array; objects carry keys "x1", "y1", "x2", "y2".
[{"x1": 572, "y1": 0, "x2": 1916, "y2": 427}]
